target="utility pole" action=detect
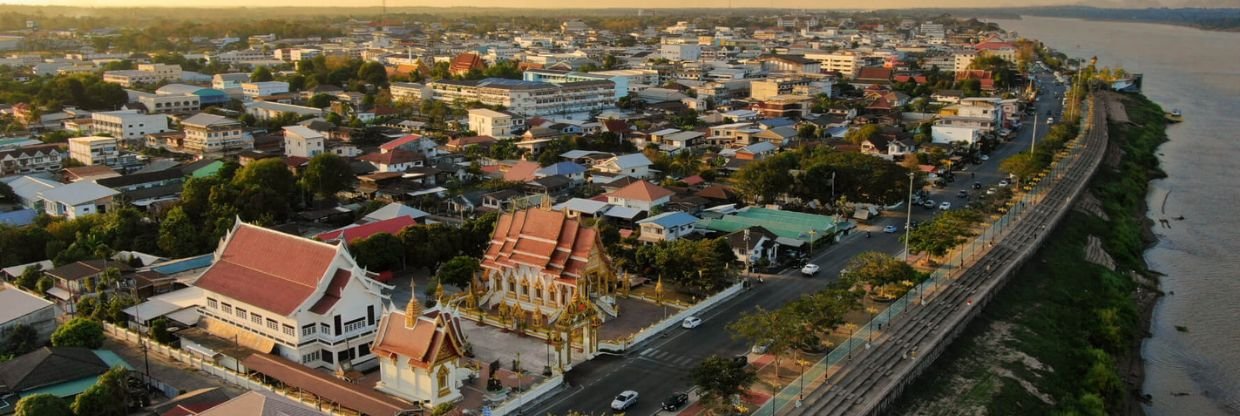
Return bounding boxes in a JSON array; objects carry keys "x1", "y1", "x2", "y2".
[
  {"x1": 1030, "y1": 112, "x2": 1039, "y2": 154},
  {"x1": 904, "y1": 172, "x2": 914, "y2": 261}
]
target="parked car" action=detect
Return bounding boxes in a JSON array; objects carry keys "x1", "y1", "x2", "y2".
[
  {"x1": 987, "y1": 187, "x2": 998, "y2": 195},
  {"x1": 662, "y1": 392, "x2": 689, "y2": 411},
  {"x1": 611, "y1": 391, "x2": 639, "y2": 411},
  {"x1": 752, "y1": 340, "x2": 773, "y2": 354},
  {"x1": 998, "y1": 179, "x2": 1010, "y2": 187},
  {"x1": 939, "y1": 201, "x2": 952, "y2": 210},
  {"x1": 923, "y1": 199, "x2": 936, "y2": 208},
  {"x1": 681, "y1": 316, "x2": 703, "y2": 329},
  {"x1": 980, "y1": 154, "x2": 990, "y2": 161},
  {"x1": 957, "y1": 190, "x2": 969, "y2": 199},
  {"x1": 883, "y1": 225, "x2": 898, "y2": 233},
  {"x1": 801, "y1": 263, "x2": 820, "y2": 276}
]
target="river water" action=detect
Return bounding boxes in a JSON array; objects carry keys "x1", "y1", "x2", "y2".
[{"x1": 988, "y1": 16, "x2": 1240, "y2": 415}]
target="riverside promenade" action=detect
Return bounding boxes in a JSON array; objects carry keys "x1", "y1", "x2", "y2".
[{"x1": 771, "y1": 94, "x2": 1111, "y2": 416}]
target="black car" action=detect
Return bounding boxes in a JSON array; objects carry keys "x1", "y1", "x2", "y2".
[
  {"x1": 972, "y1": 182, "x2": 983, "y2": 190},
  {"x1": 957, "y1": 190, "x2": 969, "y2": 199},
  {"x1": 662, "y1": 392, "x2": 689, "y2": 411}
]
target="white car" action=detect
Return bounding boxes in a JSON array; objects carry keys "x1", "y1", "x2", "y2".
[
  {"x1": 681, "y1": 316, "x2": 703, "y2": 329},
  {"x1": 800, "y1": 264, "x2": 820, "y2": 276},
  {"x1": 998, "y1": 179, "x2": 1010, "y2": 187},
  {"x1": 939, "y1": 201, "x2": 952, "y2": 210},
  {"x1": 883, "y1": 225, "x2": 899, "y2": 233},
  {"x1": 979, "y1": 155, "x2": 990, "y2": 161},
  {"x1": 611, "y1": 390, "x2": 639, "y2": 411}
]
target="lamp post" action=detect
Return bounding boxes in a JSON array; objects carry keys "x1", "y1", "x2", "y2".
[
  {"x1": 1030, "y1": 112, "x2": 1039, "y2": 154},
  {"x1": 904, "y1": 172, "x2": 914, "y2": 262},
  {"x1": 808, "y1": 228, "x2": 817, "y2": 254}
]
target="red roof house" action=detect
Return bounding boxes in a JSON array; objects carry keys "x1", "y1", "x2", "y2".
[{"x1": 315, "y1": 216, "x2": 417, "y2": 244}]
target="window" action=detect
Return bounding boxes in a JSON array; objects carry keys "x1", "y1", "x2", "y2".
[
  {"x1": 251, "y1": 313, "x2": 263, "y2": 325},
  {"x1": 236, "y1": 308, "x2": 247, "y2": 320},
  {"x1": 321, "y1": 349, "x2": 334, "y2": 364},
  {"x1": 320, "y1": 323, "x2": 330, "y2": 334},
  {"x1": 357, "y1": 343, "x2": 370, "y2": 357},
  {"x1": 282, "y1": 324, "x2": 294, "y2": 336},
  {"x1": 221, "y1": 303, "x2": 232, "y2": 314},
  {"x1": 301, "y1": 325, "x2": 316, "y2": 337},
  {"x1": 266, "y1": 319, "x2": 278, "y2": 331},
  {"x1": 343, "y1": 320, "x2": 366, "y2": 334},
  {"x1": 301, "y1": 350, "x2": 320, "y2": 364},
  {"x1": 207, "y1": 298, "x2": 217, "y2": 309}
]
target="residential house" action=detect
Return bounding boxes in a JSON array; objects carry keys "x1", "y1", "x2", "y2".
[
  {"x1": 595, "y1": 153, "x2": 653, "y2": 179},
  {"x1": 636, "y1": 211, "x2": 699, "y2": 243},
  {"x1": 244, "y1": 101, "x2": 324, "y2": 121},
  {"x1": 467, "y1": 108, "x2": 523, "y2": 140},
  {"x1": 177, "y1": 113, "x2": 252, "y2": 156},
  {"x1": 0, "y1": 144, "x2": 64, "y2": 176},
  {"x1": 43, "y1": 260, "x2": 135, "y2": 313},
  {"x1": 241, "y1": 81, "x2": 290, "y2": 98},
  {"x1": 191, "y1": 221, "x2": 392, "y2": 370},
  {"x1": 283, "y1": 125, "x2": 325, "y2": 158},
  {"x1": 0, "y1": 284, "x2": 57, "y2": 344},
  {"x1": 358, "y1": 150, "x2": 425, "y2": 173},
  {"x1": 0, "y1": 347, "x2": 131, "y2": 414},
  {"x1": 90, "y1": 110, "x2": 170, "y2": 147},
  {"x1": 606, "y1": 180, "x2": 674, "y2": 212},
  {"x1": 37, "y1": 181, "x2": 119, "y2": 219}
]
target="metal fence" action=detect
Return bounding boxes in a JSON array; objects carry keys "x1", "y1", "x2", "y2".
[{"x1": 756, "y1": 99, "x2": 1097, "y2": 415}]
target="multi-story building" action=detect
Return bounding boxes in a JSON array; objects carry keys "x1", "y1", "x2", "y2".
[
  {"x1": 426, "y1": 78, "x2": 614, "y2": 118},
  {"x1": 804, "y1": 51, "x2": 862, "y2": 78},
  {"x1": 659, "y1": 44, "x2": 702, "y2": 61},
  {"x1": 283, "y1": 125, "x2": 325, "y2": 158},
  {"x1": 136, "y1": 92, "x2": 201, "y2": 115},
  {"x1": 212, "y1": 73, "x2": 250, "y2": 91},
  {"x1": 0, "y1": 144, "x2": 65, "y2": 176},
  {"x1": 208, "y1": 49, "x2": 271, "y2": 65},
  {"x1": 179, "y1": 113, "x2": 252, "y2": 156},
  {"x1": 68, "y1": 136, "x2": 120, "y2": 166},
  {"x1": 101, "y1": 64, "x2": 182, "y2": 87},
  {"x1": 750, "y1": 77, "x2": 833, "y2": 100},
  {"x1": 467, "y1": 108, "x2": 522, "y2": 139},
  {"x1": 953, "y1": 51, "x2": 977, "y2": 73},
  {"x1": 241, "y1": 81, "x2": 290, "y2": 98},
  {"x1": 90, "y1": 110, "x2": 170, "y2": 147},
  {"x1": 390, "y1": 82, "x2": 430, "y2": 103},
  {"x1": 192, "y1": 221, "x2": 392, "y2": 370},
  {"x1": 757, "y1": 54, "x2": 822, "y2": 75},
  {"x1": 244, "y1": 101, "x2": 324, "y2": 121}
]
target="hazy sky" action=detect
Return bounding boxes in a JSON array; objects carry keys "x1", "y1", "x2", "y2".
[{"x1": 1, "y1": 0, "x2": 1226, "y2": 9}]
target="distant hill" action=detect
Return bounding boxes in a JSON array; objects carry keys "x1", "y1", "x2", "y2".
[{"x1": 937, "y1": 6, "x2": 1240, "y2": 32}]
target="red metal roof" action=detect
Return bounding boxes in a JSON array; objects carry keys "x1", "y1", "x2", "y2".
[
  {"x1": 195, "y1": 223, "x2": 340, "y2": 316},
  {"x1": 607, "y1": 180, "x2": 674, "y2": 202},
  {"x1": 481, "y1": 208, "x2": 601, "y2": 282},
  {"x1": 241, "y1": 353, "x2": 416, "y2": 416},
  {"x1": 379, "y1": 134, "x2": 421, "y2": 151},
  {"x1": 371, "y1": 310, "x2": 465, "y2": 370},
  {"x1": 315, "y1": 216, "x2": 416, "y2": 244}
]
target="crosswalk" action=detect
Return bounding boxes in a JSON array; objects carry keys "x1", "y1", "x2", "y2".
[{"x1": 638, "y1": 348, "x2": 698, "y2": 367}]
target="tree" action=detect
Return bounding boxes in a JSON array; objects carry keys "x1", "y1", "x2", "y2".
[
  {"x1": 1, "y1": 324, "x2": 39, "y2": 357},
  {"x1": 72, "y1": 366, "x2": 128, "y2": 416},
  {"x1": 999, "y1": 152, "x2": 1042, "y2": 183},
  {"x1": 729, "y1": 307, "x2": 798, "y2": 379},
  {"x1": 250, "y1": 66, "x2": 274, "y2": 82},
  {"x1": 15, "y1": 394, "x2": 73, "y2": 416},
  {"x1": 905, "y1": 209, "x2": 984, "y2": 260},
  {"x1": 349, "y1": 233, "x2": 405, "y2": 272},
  {"x1": 844, "y1": 124, "x2": 880, "y2": 145},
  {"x1": 357, "y1": 61, "x2": 389, "y2": 87},
  {"x1": 307, "y1": 93, "x2": 334, "y2": 108},
  {"x1": 0, "y1": 180, "x2": 16, "y2": 203},
  {"x1": 15, "y1": 264, "x2": 42, "y2": 290},
  {"x1": 301, "y1": 153, "x2": 355, "y2": 200},
  {"x1": 732, "y1": 152, "x2": 797, "y2": 204},
  {"x1": 841, "y1": 251, "x2": 917, "y2": 299},
  {"x1": 36, "y1": 276, "x2": 53, "y2": 295},
  {"x1": 158, "y1": 207, "x2": 202, "y2": 258},
  {"x1": 149, "y1": 318, "x2": 174, "y2": 344},
  {"x1": 692, "y1": 355, "x2": 758, "y2": 415},
  {"x1": 436, "y1": 256, "x2": 480, "y2": 289},
  {"x1": 51, "y1": 317, "x2": 105, "y2": 349}
]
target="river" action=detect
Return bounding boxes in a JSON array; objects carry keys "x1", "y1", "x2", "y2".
[{"x1": 988, "y1": 16, "x2": 1240, "y2": 416}]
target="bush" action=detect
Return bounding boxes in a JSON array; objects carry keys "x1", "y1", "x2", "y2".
[{"x1": 51, "y1": 317, "x2": 105, "y2": 349}]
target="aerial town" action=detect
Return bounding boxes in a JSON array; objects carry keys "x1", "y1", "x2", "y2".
[{"x1": 0, "y1": 5, "x2": 1175, "y2": 416}]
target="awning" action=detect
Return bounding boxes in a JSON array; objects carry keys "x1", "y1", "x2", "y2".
[
  {"x1": 46, "y1": 287, "x2": 72, "y2": 301},
  {"x1": 201, "y1": 317, "x2": 276, "y2": 354},
  {"x1": 242, "y1": 353, "x2": 418, "y2": 416},
  {"x1": 775, "y1": 237, "x2": 806, "y2": 248},
  {"x1": 166, "y1": 308, "x2": 201, "y2": 326}
]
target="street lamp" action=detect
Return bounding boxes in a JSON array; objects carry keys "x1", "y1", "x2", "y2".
[
  {"x1": 808, "y1": 228, "x2": 817, "y2": 254},
  {"x1": 1030, "y1": 112, "x2": 1039, "y2": 154}
]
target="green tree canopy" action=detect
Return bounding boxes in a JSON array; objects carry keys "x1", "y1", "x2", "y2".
[
  {"x1": 436, "y1": 256, "x2": 480, "y2": 289},
  {"x1": 15, "y1": 393, "x2": 73, "y2": 416},
  {"x1": 845, "y1": 124, "x2": 881, "y2": 145},
  {"x1": 691, "y1": 355, "x2": 758, "y2": 415},
  {"x1": 349, "y1": 233, "x2": 405, "y2": 272},
  {"x1": 250, "y1": 66, "x2": 274, "y2": 82},
  {"x1": 300, "y1": 153, "x2": 354, "y2": 200},
  {"x1": 51, "y1": 317, "x2": 104, "y2": 349},
  {"x1": 1, "y1": 324, "x2": 40, "y2": 357}
]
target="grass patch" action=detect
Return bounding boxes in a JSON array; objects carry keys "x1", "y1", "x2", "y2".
[{"x1": 890, "y1": 93, "x2": 1168, "y2": 415}]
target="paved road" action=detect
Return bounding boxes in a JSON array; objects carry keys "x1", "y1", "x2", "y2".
[
  {"x1": 789, "y1": 92, "x2": 1107, "y2": 416},
  {"x1": 525, "y1": 73, "x2": 1067, "y2": 416}
]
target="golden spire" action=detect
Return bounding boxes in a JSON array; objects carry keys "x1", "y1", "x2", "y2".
[
  {"x1": 434, "y1": 279, "x2": 446, "y2": 305},
  {"x1": 405, "y1": 282, "x2": 420, "y2": 327}
]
